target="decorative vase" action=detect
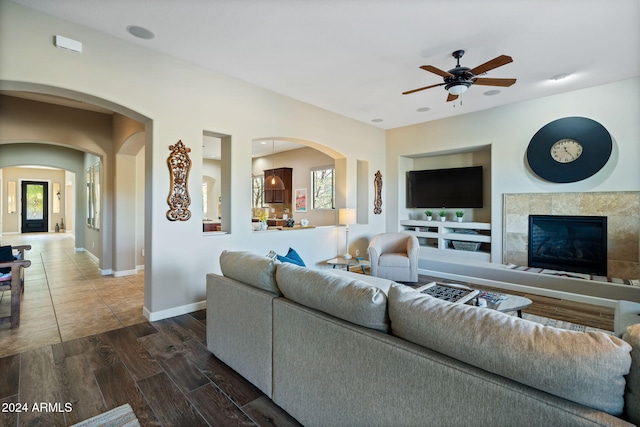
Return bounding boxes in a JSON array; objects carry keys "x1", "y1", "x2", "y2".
[
  {"x1": 426, "y1": 216, "x2": 432, "y2": 221},
  {"x1": 440, "y1": 216, "x2": 446, "y2": 222},
  {"x1": 457, "y1": 217, "x2": 463, "y2": 222},
  {"x1": 260, "y1": 220, "x2": 268, "y2": 230}
]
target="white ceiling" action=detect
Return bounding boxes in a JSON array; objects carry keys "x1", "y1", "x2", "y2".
[{"x1": 9, "y1": 0, "x2": 640, "y2": 130}]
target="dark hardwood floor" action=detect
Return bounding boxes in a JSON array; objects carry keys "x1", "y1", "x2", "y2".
[{"x1": 0, "y1": 310, "x2": 301, "y2": 427}]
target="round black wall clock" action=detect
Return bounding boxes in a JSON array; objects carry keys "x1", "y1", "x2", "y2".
[{"x1": 526, "y1": 116, "x2": 612, "y2": 183}]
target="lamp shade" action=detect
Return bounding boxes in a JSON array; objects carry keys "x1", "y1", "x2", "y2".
[
  {"x1": 339, "y1": 208, "x2": 357, "y2": 225},
  {"x1": 265, "y1": 174, "x2": 285, "y2": 190}
]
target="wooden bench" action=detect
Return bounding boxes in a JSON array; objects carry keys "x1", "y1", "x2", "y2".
[{"x1": 0, "y1": 245, "x2": 32, "y2": 328}]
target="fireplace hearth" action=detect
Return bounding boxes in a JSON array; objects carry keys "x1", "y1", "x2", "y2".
[{"x1": 528, "y1": 215, "x2": 607, "y2": 276}]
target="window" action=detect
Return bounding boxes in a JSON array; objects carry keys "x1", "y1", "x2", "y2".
[
  {"x1": 252, "y1": 174, "x2": 264, "y2": 209},
  {"x1": 311, "y1": 167, "x2": 334, "y2": 209}
]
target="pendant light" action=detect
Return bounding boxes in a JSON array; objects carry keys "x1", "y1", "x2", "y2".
[{"x1": 264, "y1": 140, "x2": 285, "y2": 190}]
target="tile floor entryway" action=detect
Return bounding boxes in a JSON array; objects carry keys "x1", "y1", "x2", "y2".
[{"x1": 0, "y1": 233, "x2": 146, "y2": 358}]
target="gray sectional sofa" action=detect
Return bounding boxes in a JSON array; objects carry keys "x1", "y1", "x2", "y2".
[{"x1": 206, "y1": 251, "x2": 640, "y2": 427}]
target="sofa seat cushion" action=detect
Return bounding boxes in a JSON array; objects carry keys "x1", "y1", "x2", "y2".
[
  {"x1": 388, "y1": 283, "x2": 632, "y2": 416},
  {"x1": 378, "y1": 253, "x2": 410, "y2": 268},
  {"x1": 220, "y1": 250, "x2": 281, "y2": 295},
  {"x1": 623, "y1": 324, "x2": 640, "y2": 425},
  {"x1": 276, "y1": 263, "x2": 390, "y2": 333}
]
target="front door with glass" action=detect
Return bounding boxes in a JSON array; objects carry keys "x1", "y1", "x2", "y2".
[{"x1": 21, "y1": 181, "x2": 48, "y2": 233}]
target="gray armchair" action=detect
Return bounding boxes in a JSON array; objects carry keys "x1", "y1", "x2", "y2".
[{"x1": 367, "y1": 232, "x2": 419, "y2": 282}]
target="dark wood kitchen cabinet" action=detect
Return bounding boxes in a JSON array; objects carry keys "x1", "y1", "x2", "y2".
[{"x1": 264, "y1": 167, "x2": 292, "y2": 204}]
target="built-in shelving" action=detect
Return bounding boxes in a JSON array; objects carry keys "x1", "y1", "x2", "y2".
[{"x1": 400, "y1": 220, "x2": 491, "y2": 262}]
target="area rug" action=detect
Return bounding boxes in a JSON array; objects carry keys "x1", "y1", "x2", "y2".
[
  {"x1": 71, "y1": 404, "x2": 140, "y2": 427},
  {"x1": 521, "y1": 313, "x2": 613, "y2": 335}
]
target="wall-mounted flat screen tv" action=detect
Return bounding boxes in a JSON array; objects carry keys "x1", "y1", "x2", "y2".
[{"x1": 406, "y1": 166, "x2": 483, "y2": 208}]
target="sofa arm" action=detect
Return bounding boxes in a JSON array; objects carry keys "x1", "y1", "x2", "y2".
[
  {"x1": 368, "y1": 246, "x2": 380, "y2": 276},
  {"x1": 406, "y1": 235, "x2": 420, "y2": 258}
]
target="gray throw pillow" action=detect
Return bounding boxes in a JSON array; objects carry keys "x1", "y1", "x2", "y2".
[
  {"x1": 388, "y1": 283, "x2": 631, "y2": 416},
  {"x1": 219, "y1": 251, "x2": 281, "y2": 295},
  {"x1": 276, "y1": 263, "x2": 390, "y2": 333}
]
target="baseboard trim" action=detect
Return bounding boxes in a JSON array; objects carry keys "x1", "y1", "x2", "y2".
[
  {"x1": 143, "y1": 300, "x2": 207, "y2": 322},
  {"x1": 114, "y1": 269, "x2": 138, "y2": 277}
]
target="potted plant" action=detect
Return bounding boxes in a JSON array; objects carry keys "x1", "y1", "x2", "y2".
[
  {"x1": 424, "y1": 210, "x2": 433, "y2": 221},
  {"x1": 456, "y1": 210, "x2": 464, "y2": 222},
  {"x1": 439, "y1": 209, "x2": 447, "y2": 222}
]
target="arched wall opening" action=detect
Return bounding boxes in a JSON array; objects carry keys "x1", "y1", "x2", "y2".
[
  {"x1": 251, "y1": 136, "x2": 369, "y2": 228},
  {"x1": 0, "y1": 82, "x2": 151, "y2": 280}
]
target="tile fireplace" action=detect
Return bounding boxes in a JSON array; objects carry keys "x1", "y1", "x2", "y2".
[
  {"x1": 528, "y1": 215, "x2": 607, "y2": 276},
  {"x1": 503, "y1": 192, "x2": 640, "y2": 280}
]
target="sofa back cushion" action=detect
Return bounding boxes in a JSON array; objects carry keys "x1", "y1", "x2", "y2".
[
  {"x1": 220, "y1": 250, "x2": 281, "y2": 295},
  {"x1": 276, "y1": 263, "x2": 390, "y2": 333},
  {"x1": 388, "y1": 283, "x2": 632, "y2": 416},
  {"x1": 623, "y1": 324, "x2": 640, "y2": 425}
]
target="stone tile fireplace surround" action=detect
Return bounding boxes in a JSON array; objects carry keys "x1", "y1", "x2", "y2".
[{"x1": 503, "y1": 192, "x2": 640, "y2": 280}]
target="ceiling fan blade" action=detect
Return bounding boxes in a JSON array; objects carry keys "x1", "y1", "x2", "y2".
[
  {"x1": 473, "y1": 77, "x2": 517, "y2": 87},
  {"x1": 420, "y1": 65, "x2": 453, "y2": 77},
  {"x1": 402, "y1": 83, "x2": 445, "y2": 95},
  {"x1": 469, "y1": 55, "x2": 513, "y2": 76},
  {"x1": 446, "y1": 93, "x2": 458, "y2": 102}
]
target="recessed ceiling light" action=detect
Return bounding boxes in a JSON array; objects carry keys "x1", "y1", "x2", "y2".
[
  {"x1": 261, "y1": 141, "x2": 267, "y2": 144},
  {"x1": 550, "y1": 73, "x2": 571, "y2": 81},
  {"x1": 483, "y1": 90, "x2": 501, "y2": 96},
  {"x1": 127, "y1": 25, "x2": 155, "y2": 40},
  {"x1": 416, "y1": 107, "x2": 430, "y2": 112},
  {"x1": 371, "y1": 118, "x2": 383, "y2": 123}
]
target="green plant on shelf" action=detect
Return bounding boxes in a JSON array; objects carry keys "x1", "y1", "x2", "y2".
[
  {"x1": 456, "y1": 210, "x2": 465, "y2": 218},
  {"x1": 438, "y1": 209, "x2": 446, "y2": 217}
]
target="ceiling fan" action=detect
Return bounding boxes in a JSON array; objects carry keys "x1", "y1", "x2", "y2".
[{"x1": 403, "y1": 50, "x2": 516, "y2": 102}]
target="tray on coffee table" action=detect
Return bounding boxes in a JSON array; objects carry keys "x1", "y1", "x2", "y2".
[{"x1": 415, "y1": 282, "x2": 479, "y2": 304}]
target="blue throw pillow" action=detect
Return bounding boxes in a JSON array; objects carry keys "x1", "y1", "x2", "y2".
[
  {"x1": 0, "y1": 246, "x2": 14, "y2": 274},
  {"x1": 277, "y1": 247, "x2": 306, "y2": 267}
]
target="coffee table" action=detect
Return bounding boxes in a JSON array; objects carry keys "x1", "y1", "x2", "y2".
[
  {"x1": 326, "y1": 257, "x2": 370, "y2": 274},
  {"x1": 476, "y1": 293, "x2": 532, "y2": 318},
  {"x1": 416, "y1": 282, "x2": 532, "y2": 318}
]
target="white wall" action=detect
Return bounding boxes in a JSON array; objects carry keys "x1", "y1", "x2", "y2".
[
  {"x1": 0, "y1": 2, "x2": 386, "y2": 319},
  {"x1": 387, "y1": 77, "x2": 640, "y2": 264},
  {"x1": 135, "y1": 147, "x2": 145, "y2": 269}
]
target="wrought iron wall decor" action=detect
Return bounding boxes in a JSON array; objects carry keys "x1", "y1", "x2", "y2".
[
  {"x1": 373, "y1": 170, "x2": 382, "y2": 214},
  {"x1": 167, "y1": 140, "x2": 192, "y2": 221}
]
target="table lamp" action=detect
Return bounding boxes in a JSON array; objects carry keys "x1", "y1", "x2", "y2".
[{"x1": 339, "y1": 208, "x2": 357, "y2": 259}]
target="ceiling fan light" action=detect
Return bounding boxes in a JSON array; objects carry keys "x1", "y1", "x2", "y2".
[{"x1": 447, "y1": 84, "x2": 468, "y2": 95}]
